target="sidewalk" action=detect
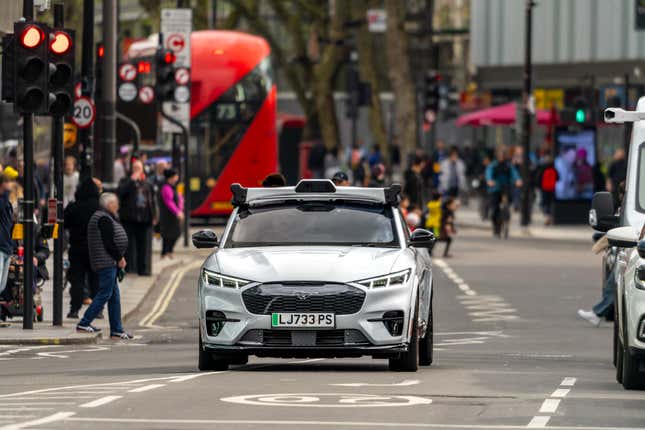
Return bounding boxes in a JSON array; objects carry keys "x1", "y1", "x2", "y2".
[
  {"x1": 0, "y1": 234, "x2": 205, "y2": 345},
  {"x1": 457, "y1": 202, "x2": 593, "y2": 243}
]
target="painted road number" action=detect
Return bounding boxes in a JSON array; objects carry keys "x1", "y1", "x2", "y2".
[{"x1": 271, "y1": 313, "x2": 334, "y2": 328}]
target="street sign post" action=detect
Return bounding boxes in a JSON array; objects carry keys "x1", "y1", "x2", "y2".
[
  {"x1": 118, "y1": 82, "x2": 137, "y2": 102},
  {"x1": 139, "y1": 85, "x2": 154, "y2": 104},
  {"x1": 118, "y1": 63, "x2": 137, "y2": 82}
]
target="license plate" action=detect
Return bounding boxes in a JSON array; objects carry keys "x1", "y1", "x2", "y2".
[{"x1": 271, "y1": 313, "x2": 335, "y2": 328}]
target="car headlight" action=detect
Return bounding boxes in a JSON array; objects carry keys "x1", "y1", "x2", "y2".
[
  {"x1": 635, "y1": 266, "x2": 645, "y2": 290},
  {"x1": 202, "y1": 269, "x2": 251, "y2": 289},
  {"x1": 355, "y1": 269, "x2": 411, "y2": 289}
]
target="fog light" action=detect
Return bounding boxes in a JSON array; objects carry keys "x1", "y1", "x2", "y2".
[
  {"x1": 382, "y1": 311, "x2": 404, "y2": 336},
  {"x1": 205, "y1": 310, "x2": 232, "y2": 337}
]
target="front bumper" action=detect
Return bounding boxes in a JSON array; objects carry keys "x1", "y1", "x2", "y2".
[{"x1": 198, "y1": 279, "x2": 415, "y2": 356}]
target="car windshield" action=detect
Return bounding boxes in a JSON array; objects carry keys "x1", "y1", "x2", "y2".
[{"x1": 226, "y1": 201, "x2": 399, "y2": 247}]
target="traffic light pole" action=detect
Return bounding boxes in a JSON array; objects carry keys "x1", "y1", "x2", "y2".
[
  {"x1": 101, "y1": 0, "x2": 117, "y2": 183},
  {"x1": 161, "y1": 111, "x2": 190, "y2": 247},
  {"x1": 21, "y1": 0, "x2": 35, "y2": 330},
  {"x1": 520, "y1": 0, "x2": 535, "y2": 227},
  {"x1": 79, "y1": 0, "x2": 94, "y2": 181},
  {"x1": 51, "y1": 3, "x2": 65, "y2": 327}
]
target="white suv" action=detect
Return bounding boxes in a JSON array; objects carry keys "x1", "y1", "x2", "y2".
[{"x1": 590, "y1": 102, "x2": 645, "y2": 389}]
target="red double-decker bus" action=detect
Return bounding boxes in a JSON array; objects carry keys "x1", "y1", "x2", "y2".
[{"x1": 125, "y1": 30, "x2": 277, "y2": 217}]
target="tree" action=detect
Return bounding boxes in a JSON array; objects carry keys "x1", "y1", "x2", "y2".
[{"x1": 385, "y1": 0, "x2": 417, "y2": 159}]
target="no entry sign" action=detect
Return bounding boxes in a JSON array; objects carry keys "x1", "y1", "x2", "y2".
[
  {"x1": 174, "y1": 68, "x2": 190, "y2": 85},
  {"x1": 71, "y1": 97, "x2": 95, "y2": 129}
]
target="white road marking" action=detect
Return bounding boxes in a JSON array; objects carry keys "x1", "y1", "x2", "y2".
[
  {"x1": 527, "y1": 415, "x2": 550, "y2": 428},
  {"x1": 35, "y1": 346, "x2": 109, "y2": 359},
  {"x1": 560, "y1": 377, "x2": 577, "y2": 386},
  {"x1": 0, "y1": 407, "x2": 54, "y2": 411},
  {"x1": 464, "y1": 290, "x2": 477, "y2": 296},
  {"x1": 79, "y1": 395, "x2": 122, "y2": 408},
  {"x1": 331, "y1": 380, "x2": 419, "y2": 387},
  {"x1": 61, "y1": 417, "x2": 645, "y2": 430},
  {"x1": 128, "y1": 384, "x2": 165, "y2": 393},
  {"x1": 221, "y1": 393, "x2": 432, "y2": 408},
  {"x1": 539, "y1": 398, "x2": 561, "y2": 413},
  {"x1": 170, "y1": 373, "x2": 221, "y2": 383},
  {"x1": 551, "y1": 388, "x2": 570, "y2": 398},
  {"x1": 0, "y1": 411, "x2": 75, "y2": 430},
  {"x1": 0, "y1": 416, "x2": 35, "y2": 419}
]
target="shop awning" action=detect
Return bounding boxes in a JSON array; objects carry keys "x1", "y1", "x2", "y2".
[{"x1": 456, "y1": 102, "x2": 557, "y2": 127}]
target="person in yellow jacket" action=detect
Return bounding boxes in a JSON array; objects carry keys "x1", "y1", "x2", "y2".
[{"x1": 425, "y1": 191, "x2": 442, "y2": 237}]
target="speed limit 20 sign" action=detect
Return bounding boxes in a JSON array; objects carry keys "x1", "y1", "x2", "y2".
[{"x1": 71, "y1": 97, "x2": 96, "y2": 129}]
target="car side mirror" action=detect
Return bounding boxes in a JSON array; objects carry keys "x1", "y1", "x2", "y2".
[
  {"x1": 409, "y1": 228, "x2": 436, "y2": 249},
  {"x1": 638, "y1": 240, "x2": 645, "y2": 259},
  {"x1": 589, "y1": 192, "x2": 618, "y2": 232},
  {"x1": 606, "y1": 226, "x2": 639, "y2": 248},
  {"x1": 192, "y1": 230, "x2": 218, "y2": 248}
]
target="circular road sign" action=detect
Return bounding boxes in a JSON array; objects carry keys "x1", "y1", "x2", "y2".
[
  {"x1": 118, "y1": 83, "x2": 138, "y2": 102},
  {"x1": 174, "y1": 68, "x2": 190, "y2": 85},
  {"x1": 118, "y1": 63, "x2": 137, "y2": 82},
  {"x1": 174, "y1": 86, "x2": 190, "y2": 103},
  {"x1": 139, "y1": 86, "x2": 155, "y2": 104},
  {"x1": 71, "y1": 97, "x2": 95, "y2": 129},
  {"x1": 166, "y1": 34, "x2": 186, "y2": 53}
]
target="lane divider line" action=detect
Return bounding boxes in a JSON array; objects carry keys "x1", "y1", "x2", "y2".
[
  {"x1": 527, "y1": 376, "x2": 576, "y2": 428},
  {"x1": 538, "y1": 398, "x2": 561, "y2": 414},
  {"x1": 128, "y1": 384, "x2": 165, "y2": 393},
  {"x1": 0, "y1": 411, "x2": 76, "y2": 430},
  {"x1": 527, "y1": 416, "x2": 550, "y2": 428},
  {"x1": 79, "y1": 395, "x2": 122, "y2": 408},
  {"x1": 139, "y1": 260, "x2": 203, "y2": 328},
  {"x1": 560, "y1": 377, "x2": 577, "y2": 386},
  {"x1": 551, "y1": 388, "x2": 570, "y2": 398}
]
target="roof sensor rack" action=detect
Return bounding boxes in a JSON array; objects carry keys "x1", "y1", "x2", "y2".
[
  {"x1": 604, "y1": 107, "x2": 645, "y2": 123},
  {"x1": 295, "y1": 179, "x2": 336, "y2": 193}
]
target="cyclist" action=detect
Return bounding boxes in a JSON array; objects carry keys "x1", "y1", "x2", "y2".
[{"x1": 485, "y1": 146, "x2": 522, "y2": 237}]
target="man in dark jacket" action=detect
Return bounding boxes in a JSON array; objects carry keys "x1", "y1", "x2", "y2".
[
  {"x1": 117, "y1": 160, "x2": 156, "y2": 276},
  {"x1": 403, "y1": 156, "x2": 426, "y2": 208},
  {"x1": 0, "y1": 173, "x2": 15, "y2": 296},
  {"x1": 64, "y1": 177, "x2": 101, "y2": 318},
  {"x1": 77, "y1": 193, "x2": 132, "y2": 339}
]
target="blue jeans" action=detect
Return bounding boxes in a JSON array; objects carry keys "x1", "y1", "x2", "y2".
[
  {"x1": 79, "y1": 267, "x2": 123, "y2": 334},
  {"x1": 593, "y1": 269, "x2": 616, "y2": 318},
  {"x1": 0, "y1": 251, "x2": 10, "y2": 296}
]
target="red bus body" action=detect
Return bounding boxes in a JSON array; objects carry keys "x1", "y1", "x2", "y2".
[{"x1": 190, "y1": 31, "x2": 277, "y2": 216}]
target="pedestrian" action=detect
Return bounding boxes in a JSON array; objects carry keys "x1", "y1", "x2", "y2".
[
  {"x1": 0, "y1": 173, "x2": 16, "y2": 297},
  {"x1": 158, "y1": 169, "x2": 184, "y2": 259},
  {"x1": 606, "y1": 148, "x2": 627, "y2": 206},
  {"x1": 117, "y1": 160, "x2": 156, "y2": 276},
  {"x1": 439, "y1": 146, "x2": 467, "y2": 198},
  {"x1": 331, "y1": 171, "x2": 350, "y2": 186},
  {"x1": 62, "y1": 155, "x2": 79, "y2": 208},
  {"x1": 368, "y1": 164, "x2": 386, "y2": 187},
  {"x1": 308, "y1": 141, "x2": 326, "y2": 179},
  {"x1": 64, "y1": 177, "x2": 101, "y2": 318},
  {"x1": 368, "y1": 145, "x2": 382, "y2": 168},
  {"x1": 403, "y1": 156, "x2": 425, "y2": 208},
  {"x1": 439, "y1": 197, "x2": 459, "y2": 258},
  {"x1": 77, "y1": 193, "x2": 133, "y2": 339},
  {"x1": 537, "y1": 156, "x2": 558, "y2": 225},
  {"x1": 424, "y1": 191, "x2": 442, "y2": 237}
]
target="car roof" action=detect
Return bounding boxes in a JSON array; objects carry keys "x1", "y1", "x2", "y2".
[{"x1": 231, "y1": 180, "x2": 401, "y2": 207}]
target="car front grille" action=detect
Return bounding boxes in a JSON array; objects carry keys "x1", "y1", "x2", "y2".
[
  {"x1": 239, "y1": 329, "x2": 370, "y2": 347},
  {"x1": 241, "y1": 283, "x2": 365, "y2": 315}
]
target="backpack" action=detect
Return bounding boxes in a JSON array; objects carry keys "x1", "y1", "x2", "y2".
[{"x1": 541, "y1": 167, "x2": 557, "y2": 192}]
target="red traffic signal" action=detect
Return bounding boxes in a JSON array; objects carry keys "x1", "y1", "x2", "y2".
[
  {"x1": 20, "y1": 25, "x2": 45, "y2": 49},
  {"x1": 163, "y1": 51, "x2": 176, "y2": 64},
  {"x1": 137, "y1": 61, "x2": 151, "y2": 74},
  {"x1": 49, "y1": 31, "x2": 71, "y2": 55}
]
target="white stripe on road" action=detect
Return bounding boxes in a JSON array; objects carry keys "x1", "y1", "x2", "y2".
[
  {"x1": 291, "y1": 358, "x2": 326, "y2": 364},
  {"x1": 551, "y1": 388, "x2": 570, "y2": 398},
  {"x1": 0, "y1": 412, "x2": 75, "y2": 430},
  {"x1": 527, "y1": 416, "x2": 550, "y2": 428},
  {"x1": 79, "y1": 395, "x2": 122, "y2": 408},
  {"x1": 62, "y1": 417, "x2": 645, "y2": 430},
  {"x1": 538, "y1": 398, "x2": 561, "y2": 414},
  {"x1": 560, "y1": 377, "x2": 577, "y2": 386},
  {"x1": 128, "y1": 384, "x2": 165, "y2": 393}
]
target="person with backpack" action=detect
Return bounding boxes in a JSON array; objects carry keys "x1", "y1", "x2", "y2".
[{"x1": 538, "y1": 156, "x2": 558, "y2": 226}]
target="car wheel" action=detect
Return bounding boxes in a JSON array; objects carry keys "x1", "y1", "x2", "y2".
[
  {"x1": 616, "y1": 336, "x2": 624, "y2": 384},
  {"x1": 389, "y1": 301, "x2": 419, "y2": 372},
  {"x1": 419, "y1": 291, "x2": 433, "y2": 366},
  {"x1": 198, "y1": 328, "x2": 229, "y2": 371},
  {"x1": 622, "y1": 340, "x2": 645, "y2": 390}
]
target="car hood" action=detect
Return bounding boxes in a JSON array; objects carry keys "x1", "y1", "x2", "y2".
[{"x1": 209, "y1": 246, "x2": 407, "y2": 283}]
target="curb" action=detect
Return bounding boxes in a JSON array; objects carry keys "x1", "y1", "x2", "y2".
[
  {"x1": 458, "y1": 221, "x2": 592, "y2": 243},
  {"x1": 0, "y1": 331, "x2": 101, "y2": 345}
]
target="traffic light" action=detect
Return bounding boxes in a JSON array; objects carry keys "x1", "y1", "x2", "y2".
[
  {"x1": 95, "y1": 42, "x2": 104, "y2": 102},
  {"x1": 47, "y1": 28, "x2": 75, "y2": 115},
  {"x1": 573, "y1": 97, "x2": 588, "y2": 124},
  {"x1": 13, "y1": 22, "x2": 52, "y2": 114},
  {"x1": 423, "y1": 70, "x2": 441, "y2": 112},
  {"x1": 155, "y1": 48, "x2": 176, "y2": 102}
]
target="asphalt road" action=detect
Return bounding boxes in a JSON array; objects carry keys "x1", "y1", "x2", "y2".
[{"x1": 0, "y1": 228, "x2": 643, "y2": 430}]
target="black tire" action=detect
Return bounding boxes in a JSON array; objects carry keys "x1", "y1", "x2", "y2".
[
  {"x1": 616, "y1": 337, "x2": 624, "y2": 384},
  {"x1": 198, "y1": 329, "x2": 229, "y2": 371},
  {"x1": 389, "y1": 302, "x2": 419, "y2": 372},
  {"x1": 622, "y1": 340, "x2": 645, "y2": 390},
  {"x1": 419, "y1": 292, "x2": 433, "y2": 366},
  {"x1": 613, "y1": 319, "x2": 618, "y2": 368}
]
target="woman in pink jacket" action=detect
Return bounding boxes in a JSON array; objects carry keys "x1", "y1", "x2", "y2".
[{"x1": 158, "y1": 169, "x2": 184, "y2": 258}]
